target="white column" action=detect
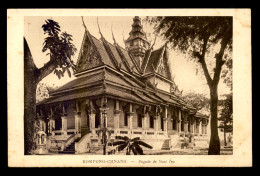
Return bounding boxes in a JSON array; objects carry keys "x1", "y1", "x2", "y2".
[
  {"x1": 127, "y1": 113, "x2": 133, "y2": 130},
  {"x1": 142, "y1": 114, "x2": 148, "y2": 130},
  {"x1": 184, "y1": 121, "x2": 188, "y2": 133},
  {"x1": 114, "y1": 111, "x2": 120, "y2": 134},
  {"x1": 61, "y1": 116, "x2": 67, "y2": 135},
  {"x1": 199, "y1": 120, "x2": 202, "y2": 134},
  {"x1": 89, "y1": 114, "x2": 96, "y2": 134},
  {"x1": 75, "y1": 113, "x2": 81, "y2": 134},
  {"x1": 154, "y1": 116, "x2": 159, "y2": 132},
  {"x1": 196, "y1": 120, "x2": 200, "y2": 134},
  {"x1": 127, "y1": 103, "x2": 133, "y2": 130},
  {"x1": 163, "y1": 118, "x2": 168, "y2": 132}
]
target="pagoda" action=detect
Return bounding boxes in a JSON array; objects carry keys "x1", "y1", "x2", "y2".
[{"x1": 35, "y1": 16, "x2": 209, "y2": 154}]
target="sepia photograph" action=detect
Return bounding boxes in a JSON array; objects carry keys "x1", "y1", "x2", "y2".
[{"x1": 8, "y1": 9, "x2": 251, "y2": 167}]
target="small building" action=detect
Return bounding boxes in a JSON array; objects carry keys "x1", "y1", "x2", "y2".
[{"x1": 36, "y1": 16, "x2": 209, "y2": 154}]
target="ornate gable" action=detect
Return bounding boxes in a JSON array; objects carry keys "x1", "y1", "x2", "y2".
[
  {"x1": 157, "y1": 56, "x2": 167, "y2": 77},
  {"x1": 152, "y1": 46, "x2": 172, "y2": 81},
  {"x1": 75, "y1": 31, "x2": 103, "y2": 74}
]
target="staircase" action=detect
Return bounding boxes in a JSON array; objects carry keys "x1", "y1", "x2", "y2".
[
  {"x1": 59, "y1": 142, "x2": 75, "y2": 154},
  {"x1": 161, "y1": 139, "x2": 171, "y2": 150}
]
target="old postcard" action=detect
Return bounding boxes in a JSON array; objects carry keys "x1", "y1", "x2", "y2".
[{"x1": 7, "y1": 9, "x2": 252, "y2": 167}]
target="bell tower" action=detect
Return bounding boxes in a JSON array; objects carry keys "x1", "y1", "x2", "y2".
[{"x1": 125, "y1": 16, "x2": 150, "y2": 67}]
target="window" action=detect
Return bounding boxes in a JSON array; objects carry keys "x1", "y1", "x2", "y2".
[
  {"x1": 137, "y1": 114, "x2": 142, "y2": 127},
  {"x1": 150, "y1": 116, "x2": 154, "y2": 128}
]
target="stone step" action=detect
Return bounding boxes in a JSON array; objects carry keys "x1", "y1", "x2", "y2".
[
  {"x1": 58, "y1": 151, "x2": 75, "y2": 154},
  {"x1": 161, "y1": 139, "x2": 170, "y2": 150}
]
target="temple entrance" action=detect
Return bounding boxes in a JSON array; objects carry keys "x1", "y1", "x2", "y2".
[
  {"x1": 53, "y1": 109, "x2": 62, "y2": 130},
  {"x1": 55, "y1": 117, "x2": 62, "y2": 130}
]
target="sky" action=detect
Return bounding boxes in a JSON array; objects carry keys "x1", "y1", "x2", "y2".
[{"x1": 24, "y1": 16, "x2": 231, "y2": 98}]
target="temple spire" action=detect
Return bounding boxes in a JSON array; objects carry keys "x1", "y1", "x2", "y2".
[
  {"x1": 125, "y1": 16, "x2": 150, "y2": 67},
  {"x1": 81, "y1": 16, "x2": 88, "y2": 31}
]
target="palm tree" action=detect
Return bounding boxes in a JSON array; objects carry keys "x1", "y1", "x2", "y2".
[{"x1": 111, "y1": 136, "x2": 153, "y2": 155}]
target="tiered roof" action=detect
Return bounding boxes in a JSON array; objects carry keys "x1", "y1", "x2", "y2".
[{"x1": 37, "y1": 17, "x2": 208, "y2": 119}]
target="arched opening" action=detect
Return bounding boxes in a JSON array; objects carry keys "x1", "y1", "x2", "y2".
[{"x1": 54, "y1": 107, "x2": 62, "y2": 131}]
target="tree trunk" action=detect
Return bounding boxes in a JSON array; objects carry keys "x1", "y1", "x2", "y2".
[
  {"x1": 24, "y1": 75, "x2": 37, "y2": 154},
  {"x1": 24, "y1": 38, "x2": 38, "y2": 154},
  {"x1": 24, "y1": 38, "x2": 58, "y2": 154},
  {"x1": 208, "y1": 85, "x2": 220, "y2": 155}
]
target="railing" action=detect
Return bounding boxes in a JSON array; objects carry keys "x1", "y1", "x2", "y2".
[
  {"x1": 64, "y1": 134, "x2": 75, "y2": 148},
  {"x1": 51, "y1": 129, "x2": 76, "y2": 136}
]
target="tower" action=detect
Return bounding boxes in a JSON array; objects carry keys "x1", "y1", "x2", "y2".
[{"x1": 125, "y1": 16, "x2": 150, "y2": 67}]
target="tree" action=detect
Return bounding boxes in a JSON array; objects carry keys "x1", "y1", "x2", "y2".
[
  {"x1": 183, "y1": 92, "x2": 210, "y2": 112},
  {"x1": 110, "y1": 136, "x2": 153, "y2": 155},
  {"x1": 36, "y1": 83, "x2": 60, "y2": 103},
  {"x1": 145, "y1": 17, "x2": 232, "y2": 154},
  {"x1": 218, "y1": 93, "x2": 233, "y2": 146},
  {"x1": 24, "y1": 19, "x2": 77, "y2": 154}
]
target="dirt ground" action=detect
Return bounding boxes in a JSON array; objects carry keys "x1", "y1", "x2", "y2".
[{"x1": 145, "y1": 147, "x2": 233, "y2": 155}]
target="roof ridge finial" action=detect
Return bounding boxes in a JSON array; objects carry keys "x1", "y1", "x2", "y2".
[
  {"x1": 81, "y1": 16, "x2": 88, "y2": 31},
  {"x1": 97, "y1": 17, "x2": 104, "y2": 38},
  {"x1": 111, "y1": 25, "x2": 117, "y2": 44}
]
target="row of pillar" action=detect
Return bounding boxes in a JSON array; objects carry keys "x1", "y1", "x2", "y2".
[
  {"x1": 182, "y1": 119, "x2": 207, "y2": 135},
  {"x1": 38, "y1": 101, "x2": 207, "y2": 136}
]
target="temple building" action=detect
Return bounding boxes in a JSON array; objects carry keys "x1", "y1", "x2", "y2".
[{"x1": 36, "y1": 16, "x2": 209, "y2": 154}]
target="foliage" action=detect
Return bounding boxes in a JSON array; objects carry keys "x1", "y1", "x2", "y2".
[
  {"x1": 144, "y1": 16, "x2": 233, "y2": 155},
  {"x1": 221, "y1": 59, "x2": 232, "y2": 90},
  {"x1": 144, "y1": 16, "x2": 232, "y2": 52},
  {"x1": 36, "y1": 83, "x2": 60, "y2": 103},
  {"x1": 218, "y1": 93, "x2": 233, "y2": 133},
  {"x1": 24, "y1": 19, "x2": 77, "y2": 155},
  {"x1": 111, "y1": 136, "x2": 153, "y2": 155},
  {"x1": 36, "y1": 83, "x2": 49, "y2": 103},
  {"x1": 42, "y1": 19, "x2": 77, "y2": 79},
  {"x1": 144, "y1": 17, "x2": 232, "y2": 85},
  {"x1": 183, "y1": 92, "x2": 210, "y2": 111}
]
